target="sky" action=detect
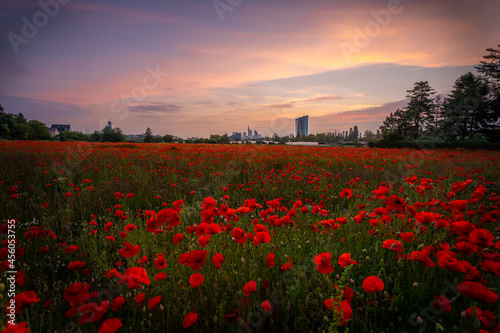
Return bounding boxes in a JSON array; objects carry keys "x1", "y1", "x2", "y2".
[{"x1": 1, "y1": 0, "x2": 499, "y2": 138}]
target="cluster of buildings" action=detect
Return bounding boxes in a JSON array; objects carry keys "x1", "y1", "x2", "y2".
[
  {"x1": 47, "y1": 124, "x2": 72, "y2": 137},
  {"x1": 44, "y1": 115, "x2": 310, "y2": 142},
  {"x1": 229, "y1": 126, "x2": 262, "y2": 141}
]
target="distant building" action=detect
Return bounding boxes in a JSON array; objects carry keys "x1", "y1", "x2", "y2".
[
  {"x1": 295, "y1": 116, "x2": 308, "y2": 138},
  {"x1": 47, "y1": 127, "x2": 59, "y2": 137},
  {"x1": 105, "y1": 121, "x2": 112, "y2": 128},
  {"x1": 51, "y1": 124, "x2": 72, "y2": 132},
  {"x1": 230, "y1": 132, "x2": 242, "y2": 141}
]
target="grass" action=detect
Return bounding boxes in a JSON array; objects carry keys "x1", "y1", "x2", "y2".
[{"x1": 0, "y1": 141, "x2": 499, "y2": 332}]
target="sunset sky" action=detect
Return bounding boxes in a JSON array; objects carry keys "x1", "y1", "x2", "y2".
[{"x1": 1, "y1": 0, "x2": 499, "y2": 138}]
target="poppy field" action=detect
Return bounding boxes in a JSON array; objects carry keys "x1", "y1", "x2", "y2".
[{"x1": 1, "y1": 141, "x2": 500, "y2": 333}]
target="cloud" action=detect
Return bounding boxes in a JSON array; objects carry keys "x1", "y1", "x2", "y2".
[
  {"x1": 129, "y1": 103, "x2": 182, "y2": 113},
  {"x1": 263, "y1": 103, "x2": 295, "y2": 109},
  {"x1": 304, "y1": 95, "x2": 346, "y2": 102}
]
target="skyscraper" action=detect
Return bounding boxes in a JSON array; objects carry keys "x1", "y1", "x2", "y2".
[{"x1": 295, "y1": 115, "x2": 308, "y2": 138}]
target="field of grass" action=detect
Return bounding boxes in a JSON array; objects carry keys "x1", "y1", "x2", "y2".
[{"x1": 1, "y1": 141, "x2": 499, "y2": 332}]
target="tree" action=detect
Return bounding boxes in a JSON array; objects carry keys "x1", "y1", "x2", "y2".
[
  {"x1": 380, "y1": 108, "x2": 410, "y2": 140},
  {"x1": 144, "y1": 127, "x2": 153, "y2": 143},
  {"x1": 404, "y1": 81, "x2": 436, "y2": 139},
  {"x1": 441, "y1": 72, "x2": 493, "y2": 140},
  {"x1": 475, "y1": 44, "x2": 500, "y2": 97},
  {"x1": 101, "y1": 126, "x2": 125, "y2": 142},
  {"x1": 220, "y1": 134, "x2": 230, "y2": 144},
  {"x1": 27, "y1": 120, "x2": 51, "y2": 140},
  {"x1": 163, "y1": 134, "x2": 174, "y2": 143}
]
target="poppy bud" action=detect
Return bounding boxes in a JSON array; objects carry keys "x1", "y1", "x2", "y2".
[
  {"x1": 142, "y1": 306, "x2": 146, "y2": 313},
  {"x1": 159, "y1": 304, "x2": 164, "y2": 312},
  {"x1": 366, "y1": 256, "x2": 371, "y2": 262},
  {"x1": 336, "y1": 274, "x2": 340, "y2": 280},
  {"x1": 149, "y1": 313, "x2": 152, "y2": 318},
  {"x1": 417, "y1": 316, "x2": 423, "y2": 325},
  {"x1": 350, "y1": 279, "x2": 355, "y2": 285},
  {"x1": 413, "y1": 282, "x2": 418, "y2": 288},
  {"x1": 461, "y1": 311, "x2": 467, "y2": 318}
]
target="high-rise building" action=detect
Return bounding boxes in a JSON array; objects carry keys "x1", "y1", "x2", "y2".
[{"x1": 295, "y1": 115, "x2": 308, "y2": 138}]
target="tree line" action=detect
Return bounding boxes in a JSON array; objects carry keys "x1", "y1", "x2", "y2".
[{"x1": 379, "y1": 45, "x2": 500, "y2": 144}]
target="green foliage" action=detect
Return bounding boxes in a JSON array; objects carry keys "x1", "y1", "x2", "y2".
[
  {"x1": 373, "y1": 139, "x2": 500, "y2": 150},
  {"x1": 144, "y1": 127, "x2": 153, "y2": 143},
  {"x1": 57, "y1": 131, "x2": 89, "y2": 142}
]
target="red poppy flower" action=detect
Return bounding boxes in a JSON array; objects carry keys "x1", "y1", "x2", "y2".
[
  {"x1": 415, "y1": 212, "x2": 435, "y2": 224},
  {"x1": 205, "y1": 223, "x2": 222, "y2": 235},
  {"x1": 432, "y1": 295, "x2": 451, "y2": 314},
  {"x1": 119, "y1": 267, "x2": 151, "y2": 289},
  {"x1": 134, "y1": 293, "x2": 146, "y2": 306},
  {"x1": 314, "y1": 252, "x2": 334, "y2": 274},
  {"x1": 99, "y1": 318, "x2": 123, "y2": 333},
  {"x1": 173, "y1": 233, "x2": 183, "y2": 244},
  {"x1": 117, "y1": 242, "x2": 140, "y2": 258},
  {"x1": 338, "y1": 253, "x2": 357, "y2": 268},
  {"x1": 362, "y1": 276, "x2": 384, "y2": 293},
  {"x1": 111, "y1": 296, "x2": 125, "y2": 311},
  {"x1": 232, "y1": 227, "x2": 247, "y2": 244},
  {"x1": 450, "y1": 200, "x2": 467, "y2": 211},
  {"x1": 457, "y1": 281, "x2": 498, "y2": 303},
  {"x1": 383, "y1": 195, "x2": 406, "y2": 213},
  {"x1": 339, "y1": 188, "x2": 353, "y2": 199},
  {"x1": 253, "y1": 231, "x2": 271, "y2": 246},
  {"x1": 64, "y1": 282, "x2": 90, "y2": 307},
  {"x1": 6, "y1": 291, "x2": 40, "y2": 315},
  {"x1": 400, "y1": 232, "x2": 414, "y2": 243},
  {"x1": 382, "y1": 239, "x2": 403, "y2": 253},
  {"x1": 155, "y1": 272, "x2": 168, "y2": 281},
  {"x1": 261, "y1": 300, "x2": 271, "y2": 313},
  {"x1": 323, "y1": 299, "x2": 353, "y2": 325},
  {"x1": 212, "y1": 253, "x2": 225, "y2": 269},
  {"x1": 189, "y1": 273, "x2": 205, "y2": 288},
  {"x1": 243, "y1": 281, "x2": 257, "y2": 296},
  {"x1": 280, "y1": 262, "x2": 292, "y2": 271},
  {"x1": 336, "y1": 217, "x2": 347, "y2": 225},
  {"x1": 65, "y1": 245, "x2": 79, "y2": 253},
  {"x1": 198, "y1": 235, "x2": 210, "y2": 248},
  {"x1": 124, "y1": 224, "x2": 137, "y2": 232},
  {"x1": 266, "y1": 253, "x2": 275, "y2": 268},
  {"x1": 183, "y1": 311, "x2": 198, "y2": 328},
  {"x1": 201, "y1": 196, "x2": 216, "y2": 210},
  {"x1": 148, "y1": 295, "x2": 162, "y2": 310},
  {"x1": 468, "y1": 229, "x2": 494, "y2": 247},
  {"x1": 438, "y1": 254, "x2": 468, "y2": 273},
  {"x1": 185, "y1": 250, "x2": 207, "y2": 271},
  {"x1": 154, "y1": 253, "x2": 167, "y2": 270},
  {"x1": 481, "y1": 260, "x2": 500, "y2": 276},
  {"x1": 1, "y1": 322, "x2": 29, "y2": 333},
  {"x1": 67, "y1": 261, "x2": 86, "y2": 271}
]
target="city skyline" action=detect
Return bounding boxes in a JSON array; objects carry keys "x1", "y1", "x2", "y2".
[{"x1": 1, "y1": 0, "x2": 499, "y2": 138}]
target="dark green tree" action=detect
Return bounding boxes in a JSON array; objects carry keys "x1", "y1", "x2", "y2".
[
  {"x1": 475, "y1": 44, "x2": 500, "y2": 97},
  {"x1": 220, "y1": 134, "x2": 230, "y2": 144},
  {"x1": 163, "y1": 134, "x2": 174, "y2": 143},
  {"x1": 441, "y1": 72, "x2": 493, "y2": 140},
  {"x1": 380, "y1": 108, "x2": 410, "y2": 140},
  {"x1": 27, "y1": 120, "x2": 51, "y2": 140},
  {"x1": 144, "y1": 127, "x2": 153, "y2": 143},
  {"x1": 404, "y1": 81, "x2": 436, "y2": 139}
]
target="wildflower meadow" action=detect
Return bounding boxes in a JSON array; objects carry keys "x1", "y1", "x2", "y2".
[{"x1": 1, "y1": 141, "x2": 499, "y2": 332}]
